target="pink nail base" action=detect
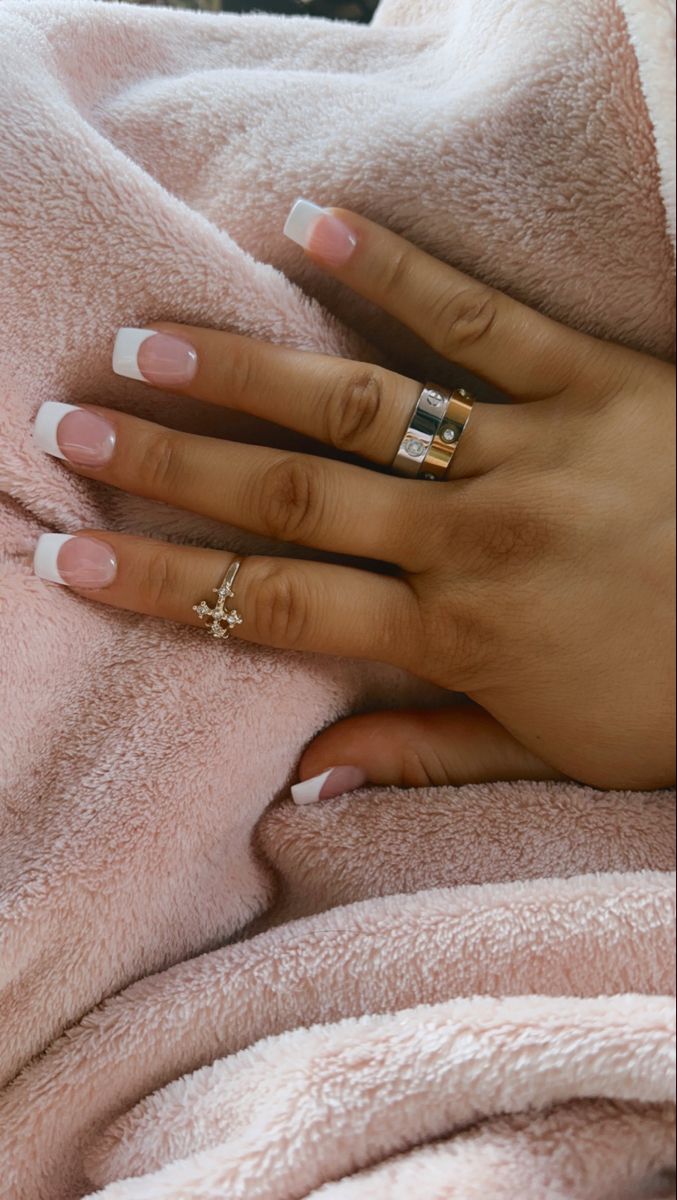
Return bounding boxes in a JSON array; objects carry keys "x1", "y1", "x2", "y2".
[
  {"x1": 319, "y1": 765, "x2": 367, "y2": 799},
  {"x1": 137, "y1": 333, "x2": 198, "y2": 387},
  {"x1": 57, "y1": 537, "x2": 117, "y2": 589},
  {"x1": 56, "y1": 409, "x2": 116, "y2": 467},
  {"x1": 307, "y1": 214, "x2": 358, "y2": 268}
]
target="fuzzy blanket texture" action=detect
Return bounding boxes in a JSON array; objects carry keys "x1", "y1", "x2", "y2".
[{"x1": 0, "y1": 0, "x2": 675, "y2": 1196}]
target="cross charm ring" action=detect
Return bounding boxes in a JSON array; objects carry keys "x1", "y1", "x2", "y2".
[{"x1": 193, "y1": 560, "x2": 244, "y2": 640}]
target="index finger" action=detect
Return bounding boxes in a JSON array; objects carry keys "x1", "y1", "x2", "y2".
[{"x1": 283, "y1": 199, "x2": 614, "y2": 401}]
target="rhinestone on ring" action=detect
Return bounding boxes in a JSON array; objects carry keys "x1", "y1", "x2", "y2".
[
  {"x1": 421, "y1": 387, "x2": 474, "y2": 479},
  {"x1": 193, "y1": 560, "x2": 244, "y2": 640},
  {"x1": 393, "y1": 383, "x2": 450, "y2": 477},
  {"x1": 392, "y1": 383, "x2": 475, "y2": 480}
]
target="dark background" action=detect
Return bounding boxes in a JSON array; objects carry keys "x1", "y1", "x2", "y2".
[{"x1": 131, "y1": 0, "x2": 379, "y2": 21}]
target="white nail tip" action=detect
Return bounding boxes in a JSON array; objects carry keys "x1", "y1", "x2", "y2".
[
  {"x1": 33, "y1": 401, "x2": 81, "y2": 460},
  {"x1": 112, "y1": 328, "x2": 157, "y2": 381},
  {"x1": 291, "y1": 769, "x2": 333, "y2": 807},
  {"x1": 283, "y1": 199, "x2": 325, "y2": 249},
  {"x1": 33, "y1": 534, "x2": 74, "y2": 586}
]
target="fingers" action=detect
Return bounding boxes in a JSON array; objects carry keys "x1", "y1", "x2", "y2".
[
  {"x1": 114, "y1": 323, "x2": 420, "y2": 465},
  {"x1": 33, "y1": 531, "x2": 421, "y2": 665},
  {"x1": 111, "y1": 323, "x2": 516, "y2": 478},
  {"x1": 34, "y1": 401, "x2": 429, "y2": 569},
  {"x1": 284, "y1": 200, "x2": 618, "y2": 401},
  {"x1": 291, "y1": 705, "x2": 563, "y2": 803}
]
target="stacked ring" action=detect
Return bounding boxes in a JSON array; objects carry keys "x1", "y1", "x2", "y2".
[
  {"x1": 393, "y1": 383, "x2": 474, "y2": 480},
  {"x1": 393, "y1": 384, "x2": 450, "y2": 477},
  {"x1": 421, "y1": 387, "x2": 474, "y2": 480}
]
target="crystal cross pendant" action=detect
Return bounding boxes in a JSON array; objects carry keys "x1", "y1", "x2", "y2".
[{"x1": 193, "y1": 560, "x2": 243, "y2": 640}]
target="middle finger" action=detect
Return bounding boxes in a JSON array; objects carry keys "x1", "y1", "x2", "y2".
[
  {"x1": 34, "y1": 402, "x2": 428, "y2": 570},
  {"x1": 111, "y1": 323, "x2": 510, "y2": 475}
]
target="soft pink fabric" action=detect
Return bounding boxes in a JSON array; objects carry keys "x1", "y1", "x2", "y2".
[
  {"x1": 616, "y1": 0, "x2": 676, "y2": 252},
  {"x1": 0, "y1": 0, "x2": 675, "y2": 1196},
  {"x1": 302, "y1": 1104, "x2": 677, "y2": 1200},
  {"x1": 1, "y1": 862, "x2": 675, "y2": 1197}
]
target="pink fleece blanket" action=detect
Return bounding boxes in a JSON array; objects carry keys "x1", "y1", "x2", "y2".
[{"x1": 0, "y1": 0, "x2": 675, "y2": 1196}]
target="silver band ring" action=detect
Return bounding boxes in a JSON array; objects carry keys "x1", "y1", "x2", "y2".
[
  {"x1": 393, "y1": 384, "x2": 450, "y2": 477},
  {"x1": 393, "y1": 383, "x2": 475, "y2": 480},
  {"x1": 193, "y1": 560, "x2": 244, "y2": 639}
]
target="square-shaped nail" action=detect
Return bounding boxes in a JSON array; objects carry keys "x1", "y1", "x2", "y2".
[
  {"x1": 34, "y1": 402, "x2": 116, "y2": 467},
  {"x1": 283, "y1": 199, "x2": 358, "y2": 267},
  {"x1": 33, "y1": 533, "x2": 117, "y2": 589},
  {"x1": 112, "y1": 328, "x2": 198, "y2": 387}
]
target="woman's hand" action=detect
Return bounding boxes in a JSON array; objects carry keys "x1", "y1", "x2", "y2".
[{"x1": 32, "y1": 201, "x2": 676, "y2": 794}]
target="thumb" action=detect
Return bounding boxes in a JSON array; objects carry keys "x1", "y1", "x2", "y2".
[{"x1": 291, "y1": 705, "x2": 563, "y2": 805}]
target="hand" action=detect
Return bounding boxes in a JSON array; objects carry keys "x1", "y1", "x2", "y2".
[{"x1": 32, "y1": 201, "x2": 676, "y2": 793}]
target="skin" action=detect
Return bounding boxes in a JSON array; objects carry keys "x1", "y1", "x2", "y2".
[{"x1": 51, "y1": 208, "x2": 676, "y2": 791}]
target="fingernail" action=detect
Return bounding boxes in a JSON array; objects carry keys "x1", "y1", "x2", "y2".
[
  {"x1": 112, "y1": 328, "x2": 198, "y2": 387},
  {"x1": 283, "y1": 199, "x2": 358, "y2": 267},
  {"x1": 33, "y1": 533, "x2": 117, "y2": 589},
  {"x1": 34, "y1": 402, "x2": 116, "y2": 467},
  {"x1": 291, "y1": 766, "x2": 367, "y2": 806}
]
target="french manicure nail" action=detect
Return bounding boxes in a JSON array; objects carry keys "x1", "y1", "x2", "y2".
[
  {"x1": 33, "y1": 533, "x2": 117, "y2": 589},
  {"x1": 291, "y1": 765, "x2": 368, "y2": 806},
  {"x1": 34, "y1": 402, "x2": 116, "y2": 467},
  {"x1": 112, "y1": 328, "x2": 198, "y2": 387},
  {"x1": 283, "y1": 199, "x2": 358, "y2": 267}
]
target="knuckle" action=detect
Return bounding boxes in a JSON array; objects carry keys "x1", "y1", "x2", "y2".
[
  {"x1": 399, "y1": 742, "x2": 449, "y2": 789},
  {"x1": 251, "y1": 563, "x2": 310, "y2": 648},
  {"x1": 459, "y1": 604, "x2": 512, "y2": 685},
  {"x1": 325, "y1": 370, "x2": 385, "y2": 452},
  {"x1": 416, "y1": 582, "x2": 491, "y2": 688},
  {"x1": 139, "y1": 430, "x2": 180, "y2": 495},
  {"x1": 373, "y1": 588, "x2": 412, "y2": 664},
  {"x1": 376, "y1": 245, "x2": 416, "y2": 297},
  {"x1": 258, "y1": 457, "x2": 325, "y2": 545},
  {"x1": 138, "y1": 548, "x2": 174, "y2": 611},
  {"x1": 444, "y1": 602, "x2": 477, "y2": 664},
  {"x1": 429, "y1": 284, "x2": 498, "y2": 358},
  {"x1": 446, "y1": 604, "x2": 485, "y2": 679},
  {"x1": 480, "y1": 505, "x2": 549, "y2": 564},
  {"x1": 224, "y1": 338, "x2": 254, "y2": 406},
  {"x1": 454, "y1": 485, "x2": 556, "y2": 570},
  {"x1": 555, "y1": 338, "x2": 634, "y2": 409}
]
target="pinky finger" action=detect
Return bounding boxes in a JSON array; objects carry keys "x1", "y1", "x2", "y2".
[{"x1": 32, "y1": 531, "x2": 419, "y2": 666}]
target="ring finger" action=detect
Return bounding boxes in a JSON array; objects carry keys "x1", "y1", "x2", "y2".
[
  {"x1": 34, "y1": 402, "x2": 428, "y2": 569},
  {"x1": 33, "y1": 532, "x2": 421, "y2": 665}
]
